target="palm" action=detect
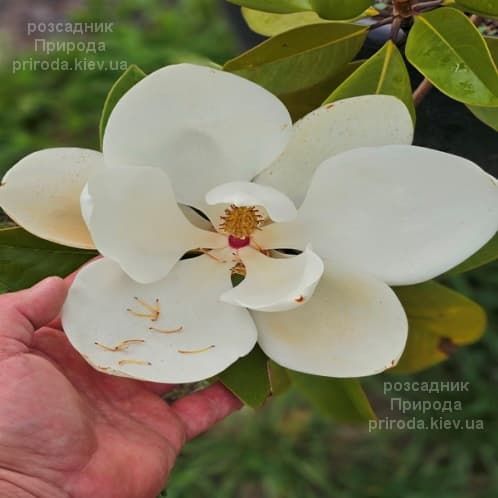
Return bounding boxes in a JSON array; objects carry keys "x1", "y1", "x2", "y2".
[{"x1": 0, "y1": 278, "x2": 239, "y2": 498}]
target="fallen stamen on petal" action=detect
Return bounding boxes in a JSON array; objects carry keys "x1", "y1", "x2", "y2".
[
  {"x1": 294, "y1": 295, "x2": 305, "y2": 303},
  {"x1": 197, "y1": 248, "x2": 227, "y2": 263},
  {"x1": 250, "y1": 240, "x2": 271, "y2": 256},
  {"x1": 149, "y1": 325, "x2": 184, "y2": 334},
  {"x1": 251, "y1": 239, "x2": 263, "y2": 251},
  {"x1": 118, "y1": 359, "x2": 152, "y2": 366},
  {"x1": 95, "y1": 339, "x2": 145, "y2": 352},
  {"x1": 127, "y1": 297, "x2": 160, "y2": 321},
  {"x1": 178, "y1": 345, "x2": 216, "y2": 354},
  {"x1": 135, "y1": 297, "x2": 159, "y2": 312}
]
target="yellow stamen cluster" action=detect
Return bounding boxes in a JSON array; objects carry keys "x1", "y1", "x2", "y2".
[{"x1": 220, "y1": 205, "x2": 264, "y2": 238}]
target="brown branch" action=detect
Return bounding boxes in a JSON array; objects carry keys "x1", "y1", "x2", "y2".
[
  {"x1": 368, "y1": 16, "x2": 394, "y2": 31},
  {"x1": 391, "y1": 16, "x2": 403, "y2": 41},
  {"x1": 412, "y1": 0, "x2": 443, "y2": 13},
  {"x1": 413, "y1": 78, "x2": 433, "y2": 106}
]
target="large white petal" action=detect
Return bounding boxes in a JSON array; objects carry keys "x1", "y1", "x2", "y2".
[
  {"x1": 0, "y1": 148, "x2": 104, "y2": 249},
  {"x1": 103, "y1": 63, "x2": 292, "y2": 208},
  {"x1": 84, "y1": 166, "x2": 226, "y2": 284},
  {"x1": 253, "y1": 220, "x2": 307, "y2": 251},
  {"x1": 298, "y1": 145, "x2": 498, "y2": 285},
  {"x1": 62, "y1": 256, "x2": 257, "y2": 383},
  {"x1": 255, "y1": 95, "x2": 414, "y2": 206},
  {"x1": 253, "y1": 263, "x2": 408, "y2": 377},
  {"x1": 206, "y1": 181, "x2": 297, "y2": 222},
  {"x1": 221, "y1": 246, "x2": 324, "y2": 312}
]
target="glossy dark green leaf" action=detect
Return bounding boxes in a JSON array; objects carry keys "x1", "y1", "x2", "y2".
[
  {"x1": 391, "y1": 282, "x2": 486, "y2": 374},
  {"x1": 164, "y1": 51, "x2": 222, "y2": 69},
  {"x1": 224, "y1": 22, "x2": 367, "y2": 96},
  {"x1": 0, "y1": 226, "x2": 96, "y2": 293},
  {"x1": 467, "y1": 104, "x2": 498, "y2": 130},
  {"x1": 467, "y1": 37, "x2": 498, "y2": 130},
  {"x1": 288, "y1": 370, "x2": 376, "y2": 422},
  {"x1": 406, "y1": 7, "x2": 498, "y2": 107},
  {"x1": 485, "y1": 35, "x2": 498, "y2": 61},
  {"x1": 228, "y1": 0, "x2": 312, "y2": 14},
  {"x1": 218, "y1": 345, "x2": 271, "y2": 408},
  {"x1": 446, "y1": 233, "x2": 498, "y2": 275},
  {"x1": 242, "y1": 7, "x2": 328, "y2": 36},
  {"x1": 325, "y1": 41, "x2": 415, "y2": 121},
  {"x1": 99, "y1": 64, "x2": 146, "y2": 148},
  {"x1": 242, "y1": 6, "x2": 377, "y2": 36},
  {"x1": 455, "y1": 0, "x2": 498, "y2": 18},
  {"x1": 310, "y1": 0, "x2": 372, "y2": 20},
  {"x1": 282, "y1": 60, "x2": 364, "y2": 120}
]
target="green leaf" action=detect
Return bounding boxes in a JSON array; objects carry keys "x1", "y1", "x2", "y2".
[
  {"x1": 405, "y1": 7, "x2": 498, "y2": 107},
  {"x1": 467, "y1": 37, "x2": 498, "y2": 130},
  {"x1": 455, "y1": 0, "x2": 498, "y2": 18},
  {"x1": 485, "y1": 35, "x2": 498, "y2": 62},
  {"x1": 242, "y1": 7, "x2": 329, "y2": 37},
  {"x1": 310, "y1": 0, "x2": 372, "y2": 20},
  {"x1": 282, "y1": 60, "x2": 364, "y2": 120},
  {"x1": 224, "y1": 22, "x2": 367, "y2": 96},
  {"x1": 267, "y1": 360, "x2": 291, "y2": 396},
  {"x1": 288, "y1": 370, "x2": 376, "y2": 422},
  {"x1": 392, "y1": 282, "x2": 487, "y2": 374},
  {"x1": 99, "y1": 64, "x2": 146, "y2": 148},
  {"x1": 0, "y1": 226, "x2": 96, "y2": 292},
  {"x1": 324, "y1": 41, "x2": 415, "y2": 121},
  {"x1": 218, "y1": 345, "x2": 271, "y2": 408},
  {"x1": 445, "y1": 233, "x2": 498, "y2": 275},
  {"x1": 467, "y1": 103, "x2": 498, "y2": 130},
  {"x1": 241, "y1": 6, "x2": 376, "y2": 36},
  {"x1": 163, "y1": 51, "x2": 222, "y2": 69},
  {"x1": 228, "y1": 0, "x2": 312, "y2": 14}
]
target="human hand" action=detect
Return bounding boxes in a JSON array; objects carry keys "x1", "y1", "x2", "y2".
[{"x1": 0, "y1": 277, "x2": 241, "y2": 498}]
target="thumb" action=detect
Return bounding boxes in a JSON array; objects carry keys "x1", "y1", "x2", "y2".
[{"x1": 0, "y1": 278, "x2": 68, "y2": 344}]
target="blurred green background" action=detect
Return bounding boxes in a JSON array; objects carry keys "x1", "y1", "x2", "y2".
[{"x1": 0, "y1": 1, "x2": 496, "y2": 497}]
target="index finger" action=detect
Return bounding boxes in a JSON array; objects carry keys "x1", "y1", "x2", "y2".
[
  {"x1": 171, "y1": 382, "x2": 243, "y2": 440},
  {"x1": 0, "y1": 277, "x2": 67, "y2": 347}
]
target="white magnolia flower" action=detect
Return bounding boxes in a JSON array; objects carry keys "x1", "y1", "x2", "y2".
[{"x1": 1, "y1": 64, "x2": 497, "y2": 384}]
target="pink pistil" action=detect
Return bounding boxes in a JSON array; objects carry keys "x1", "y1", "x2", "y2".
[{"x1": 228, "y1": 235, "x2": 250, "y2": 249}]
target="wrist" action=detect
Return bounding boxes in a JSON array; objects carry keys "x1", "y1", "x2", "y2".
[{"x1": 0, "y1": 468, "x2": 68, "y2": 498}]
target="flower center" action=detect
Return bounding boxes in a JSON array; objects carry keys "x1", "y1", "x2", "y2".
[
  {"x1": 228, "y1": 235, "x2": 250, "y2": 249},
  {"x1": 220, "y1": 204, "x2": 264, "y2": 240}
]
